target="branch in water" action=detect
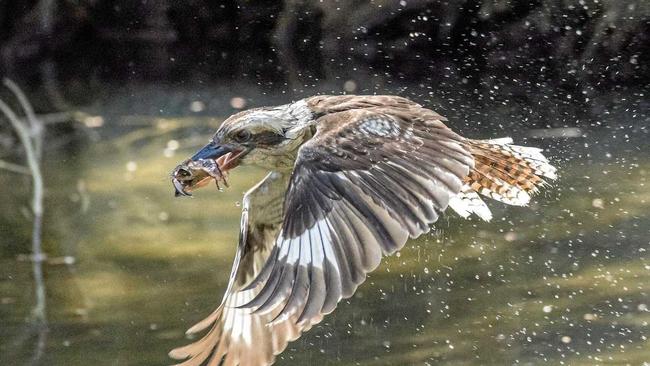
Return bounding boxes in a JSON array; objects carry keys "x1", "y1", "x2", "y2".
[
  {"x1": 3, "y1": 78, "x2": 43, "y2": 158},
  {"x1": 0, "y1": 78, "x2": 48, "y2": 364}
]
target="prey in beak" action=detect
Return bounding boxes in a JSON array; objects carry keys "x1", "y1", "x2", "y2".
[{"x1": 171, "y1": 142, "x2": 247, "y2": 197}]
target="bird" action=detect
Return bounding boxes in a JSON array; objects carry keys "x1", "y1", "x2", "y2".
[{"x1": 169, "y1": 95, "x2": 557, "y2": 366}]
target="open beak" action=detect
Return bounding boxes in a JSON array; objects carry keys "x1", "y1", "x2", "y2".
[{"x1": 171, "y1": 142, "x2": 247, "y2": 197}]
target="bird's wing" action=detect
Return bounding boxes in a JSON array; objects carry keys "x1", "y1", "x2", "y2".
[
  {"x1": 169, "y1": 172, "x2": 315, "y2": 366},
  {"x1": 239, "y1": 105, "x2": 474, "y2": 335}
]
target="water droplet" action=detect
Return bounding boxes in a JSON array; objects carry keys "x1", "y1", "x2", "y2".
[
  {"x1": 189, "y1": 101, "x2": 205, "y2": 113},
  {"x1": 126, "y1": 161, "x2": 137, "y2": 172},
  {"x1": 230, "y1": 97, "x2": 246, "y2": 109},
  {"x1": 543, "y1": 305, "x2": 553, "y2": 313}
]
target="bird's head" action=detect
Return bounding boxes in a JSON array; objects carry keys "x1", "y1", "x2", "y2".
[{"x1": 171, "y1": 104, "x2": 313, "y2": 196}]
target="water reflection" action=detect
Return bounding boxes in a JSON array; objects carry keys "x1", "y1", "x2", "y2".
[{"x1": 0, "y1": 90, "x2": 648, "y2": 365}]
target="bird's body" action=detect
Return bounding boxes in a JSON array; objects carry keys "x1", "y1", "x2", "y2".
[{"x1": 170, "y1": 95, "x2": 557, "y2": 366}]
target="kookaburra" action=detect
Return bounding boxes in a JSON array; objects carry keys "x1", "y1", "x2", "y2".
[{"x1": 169, "y1": 95, "x2": 557, "y2": 366}]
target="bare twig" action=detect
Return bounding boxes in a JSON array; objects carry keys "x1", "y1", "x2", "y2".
[
  {"x1": 0, "y1": 78, "x2": 48, "y2": 364},
  {"x1": 39, "y1": 111, "x2": 76, "y2": 125},
  {"x1": 0, "y1": 159, "x2": 31, "y2": 175},
  {"x1": 4, "y1": 79, "x2": 42, "y2": 157}
]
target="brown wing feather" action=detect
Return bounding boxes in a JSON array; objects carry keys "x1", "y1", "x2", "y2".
[
  {"x1": 236, "y1": 105, "x2": 474, "y2": 343},
  {"x1": 169, "y1": 172, "x2": 313, "y2": 366},
  {"x1": 305, "y1": 94, "x2": 437, "y2": 118}
]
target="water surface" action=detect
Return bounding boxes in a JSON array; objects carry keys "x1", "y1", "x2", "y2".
[{"x1": 1, "y1": 86, "x2": 648, "y2": 365}]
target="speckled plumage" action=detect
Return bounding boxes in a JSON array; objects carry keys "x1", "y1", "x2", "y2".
[{"x1": 170, "y1": 95, "x2": 557, "y2": 366}]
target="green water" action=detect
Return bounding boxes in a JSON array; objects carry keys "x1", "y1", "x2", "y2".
[{"x1": 0, "y1": 93, "x2": 648, "y2": 366}]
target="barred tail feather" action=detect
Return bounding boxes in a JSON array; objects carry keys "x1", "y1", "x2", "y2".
[
  {"x1": 448, "y1": 184, "x2": 493, "y2": 221},
  {"x1": 448, "y1": 137, "x2": 557, "y2": 221}
]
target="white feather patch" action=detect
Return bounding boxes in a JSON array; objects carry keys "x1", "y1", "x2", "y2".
[
  {"x1": 359, "y1": 116, "x2": 400, "y2": 137},
  {"x1": 485, "y1": 137, "x2": 514, "y2": 145},
  {"x1": 449, "y1": 185, "x2": 493, "y2": 221},
  {"x1": 506, "y1": 144, "x2": 558, "y2": 180}
]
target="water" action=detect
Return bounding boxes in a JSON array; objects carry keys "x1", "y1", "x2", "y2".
[{"x1": 0, "y1": 85, "x2": 648, "y2": 365}]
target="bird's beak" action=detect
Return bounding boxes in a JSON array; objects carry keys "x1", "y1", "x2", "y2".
[
  {"x1": 171, "y1": 142, "x2": 247, "y2": 197},
  {"x1": 190, "y1": 142, "x2": 232, "y2": 161}
]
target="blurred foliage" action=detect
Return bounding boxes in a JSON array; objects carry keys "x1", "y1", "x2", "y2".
[{"x1": 0, "y1": 0, "x2": 647, "y2": 90}]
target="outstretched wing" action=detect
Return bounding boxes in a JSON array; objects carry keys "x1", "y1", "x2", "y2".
[
  {"x1": 169, "y1": 172, "x2": 319, "y2": 366},
  {"x1": 239, "y1": 104, "x2": 474, "y2": 334}
]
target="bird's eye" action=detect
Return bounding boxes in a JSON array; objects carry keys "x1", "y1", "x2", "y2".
[{"x1": 233, "y1": 130, "x2": 252, "y2": 143}]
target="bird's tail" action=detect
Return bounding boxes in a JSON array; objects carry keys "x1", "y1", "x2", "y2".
[{"x1": 448, "y1": 137, "x2": 557, "y2": 221}]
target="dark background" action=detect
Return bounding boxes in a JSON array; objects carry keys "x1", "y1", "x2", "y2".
[{"x1": 0, "y1": 0, "x2": 648, "y2": 121}]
